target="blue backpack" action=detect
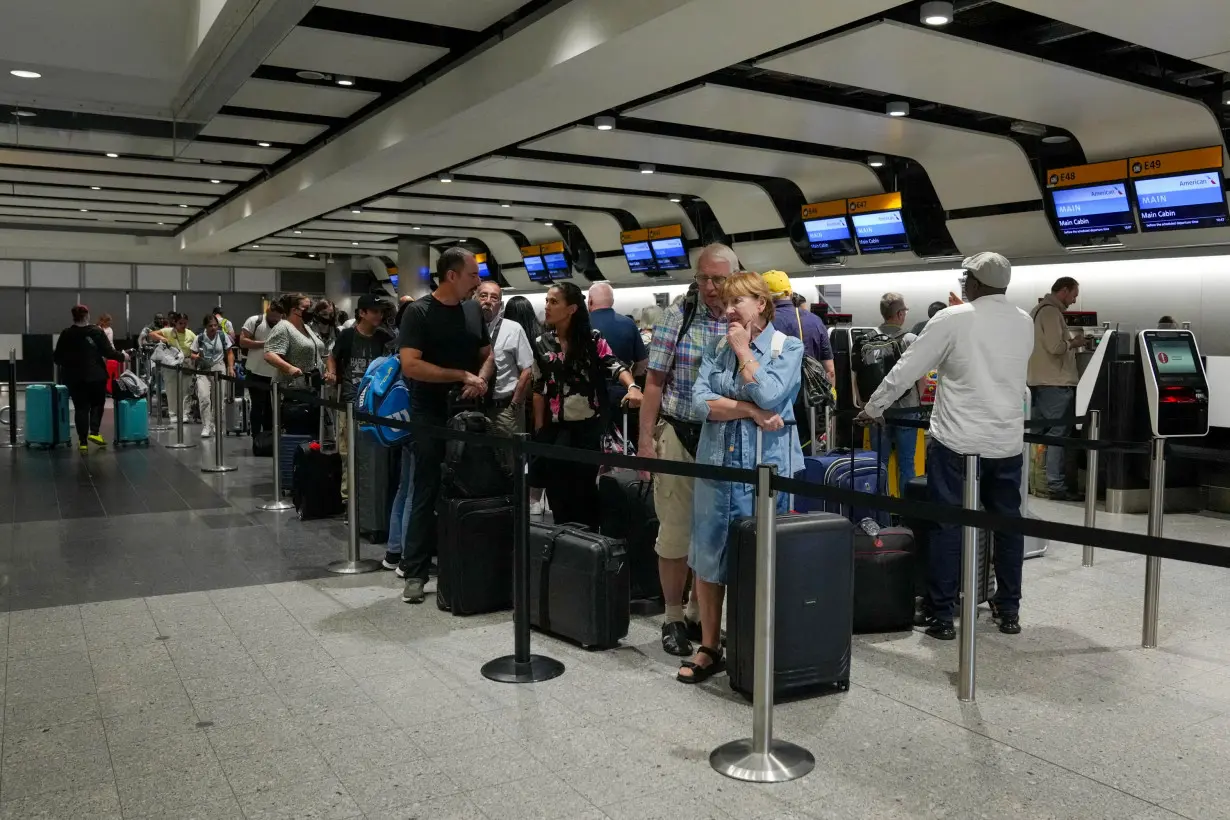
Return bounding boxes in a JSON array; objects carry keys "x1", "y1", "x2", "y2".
[{"x1": 356, "y1": 355, "x2": 413, "y2": 446}]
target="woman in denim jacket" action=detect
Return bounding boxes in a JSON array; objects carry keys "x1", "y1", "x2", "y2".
[{"x1": 677, "y1": 271, "x2": 804, "y2": 684}]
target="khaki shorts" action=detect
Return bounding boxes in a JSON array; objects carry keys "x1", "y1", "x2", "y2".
[{"x1": 653, "y1": 421, "x2": 695, "y2": 560}]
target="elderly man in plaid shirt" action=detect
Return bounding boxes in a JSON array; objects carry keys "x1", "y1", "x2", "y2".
[{"x1": 638, "y1": 243, "x2": 737, "y2": 657}]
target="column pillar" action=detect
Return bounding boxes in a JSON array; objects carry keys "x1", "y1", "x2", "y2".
[
  {"x1": 324, "y1": 256, "x2": 353, "y2": 314},
  {"x1": 396, "y1": 237, "x2": 432, "y2": 299}
]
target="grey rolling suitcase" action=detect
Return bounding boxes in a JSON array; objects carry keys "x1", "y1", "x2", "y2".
[
  {"x1": 356, "y1": 431, "x2": 399, "y2": 542},
  {"x1": 225, "y1": 395, "x2": 249, "y2": 436}
]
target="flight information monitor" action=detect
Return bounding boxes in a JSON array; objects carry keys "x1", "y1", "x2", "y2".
[
  {"x1": 1050, "y1": 182, "x2": 1136, "y2": 237},
  {"x1": 649, "y1": 236, "x2": 690, "y2": 271},
  {"x1": 1133, "y1": 171, "x2": 1229, "y2": 232},
  {"x1": 544, "y1": 252, "x2": 570, "y2": 278},
  {"x1": 522, "y1": 254, "x2": 549, "y2": 283},
  {"x1": 851, "y1": 209, "x2": 910, "y2": 254},
  {"x1": 622, "y1": 241, "x2": 655, "y2": 273},
  {"x1": 804, "y1": 216, "x2": 856, "y2": 258}
]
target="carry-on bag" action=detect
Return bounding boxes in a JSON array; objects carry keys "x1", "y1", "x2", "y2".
[
  {"x1": 793, "y1": 449, "x2": 890, "y2": 526},
  {"x1": 278, "y1": 434, "x2": 312, "y2": 494},
  {"x1": 726, "y1": 511, "x2": 853, "y2": 700},
  {"x1": 442, "y1": 410, "x2": 512, "y2": 498},
  {"x1": 252, "y1": 430, "x2": 274, "y2": 458},
  {"x1": 528, "y1": 522, "x2": 629, "y2": 649},
  {"x1": 114, "y1": 398, "x2": 150, "y2": 446},
  {"x1": 903, "y1": 476, "x2": 994, "y2": 604},
  {"x1": 596, "y1": 413, "x2": 662, "y2": 606},
  {"x1": 851, "y1": 520, "x2": 916, "y2": 633},
  {"x1": 356, "y1": 430, "x2": 399, "y2": 542},
  {"x1": 292, "y1": 442, "x2": 344, "y2": 520},
  {"x1": 436, "y1": 495, "x2": 514, "y2": 615},
  {"x1": 225, "y1": 395, "x2": 249, "y2": 436},
  {"x1": 25, "y1": 383, "x2": 70, "y2": 448}
]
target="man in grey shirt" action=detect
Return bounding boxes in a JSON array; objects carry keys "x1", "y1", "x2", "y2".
[
  {"x1": 873, "y1": 292, "x2": 921, "y2": 493},
  {"x1": 476, "y1": 281, "x2": 533, "y2": 436}
]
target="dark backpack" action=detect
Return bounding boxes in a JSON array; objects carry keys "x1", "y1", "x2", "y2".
[
  {"x1": 442, "y1": 411, "x2": 512, "y2": 498},
  {"x1": 852, "y1": 332, "x2": 906, "y2": 404}
]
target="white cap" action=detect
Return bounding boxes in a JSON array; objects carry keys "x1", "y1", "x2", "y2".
[{"x1": 961, "y1": 251, "x2": 1011, "y2": 288}]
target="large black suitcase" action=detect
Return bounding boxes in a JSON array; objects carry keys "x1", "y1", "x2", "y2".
[
  {"x1": 356, "y1": 431, "x2": 399, "y2": 543},
  {"x1": 436, "y1": 496, "x2": 514, "y2": 615},
  {"x1": 903, "y1": 476, "x2": 994, "y2": 604},
  {"x1": 727, "y1": 512, "x2": 852, "y2": 701},
  {"x1": 529, "y1": 523, "x2": 629, "y2": 649},
  {"x1": 597, "y1": 470, "x2": 662, "y2": 605},
  {"x1": 852, "y1": 523, "x2": 916, "y2": 634},
  {"x1": 292, "y1": 443, "x2": 344, "y2": 520}
]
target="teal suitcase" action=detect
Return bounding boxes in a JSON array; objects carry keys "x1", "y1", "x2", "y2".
[
  {"x1": 115, "y1": 398, "x2": 149, "y2": 446},
  {"x1": 25, "y1": 384, "x2": 71, "y2": 448}
]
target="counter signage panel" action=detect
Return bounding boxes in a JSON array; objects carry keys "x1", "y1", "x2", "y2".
[
  {"x1": 850, "y1": 209, "x2": 910, "y2": 254},
  {"x1": 649, "y1": 236, "x2": 689, "y2": 271},
  {"x1": 520, "y1": 244, "x2": 550, "y2": 283},
  {"x1": 1050, "y1": 182, "x2": 1136, "y2": 237},
  {"x1": 475, "y1": 252, "x2": 490, "y2": 279},
  {"x1": 619, "y1": 228, "x2": 658, "y2": 274},
  {"x1": 804, "y1": 216, "x2": 856, "y2": 258},
  {"x1": 1133, "y1": 171, "x2": 1228, "y2": 232}
]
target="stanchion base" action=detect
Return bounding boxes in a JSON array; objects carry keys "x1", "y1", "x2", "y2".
[
  {"x1": 327, "y1": 558, "x2": 382, "y2": 575},
  {"x1": 630, "y1": 597, "x2": 666, "y2": 616},
  {"x1": 709, "y1": 738, "x2": 815, "y2": 783},
  {"x1": 149, "y1": 425, "x2": 172, "y2": 433},
  {"x1": 201, "y1": 465, "x2": 237, "y2": 473},
  {"x1": 164, "y1": 442, "x2": 198, "y2": 450},
  {"x1": 257, "y1": 499, "x2": 295, "y2": 511},
  {"x1": 481, "y1": 654, "x2": 565, "y2": 684}
]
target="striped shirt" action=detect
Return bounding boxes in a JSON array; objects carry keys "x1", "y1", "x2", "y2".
[{"x1": 647, "y1": 301, "x2": 727, "y2": 423}]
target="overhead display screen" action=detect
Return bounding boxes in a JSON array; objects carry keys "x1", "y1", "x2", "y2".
[
  {"x1": 622, "y1": 241, "x2": 655, "y2": 273},
  {"x1": 1049, "y1": 183, "x2": 1136, "y2": 237},
  {"x1": 544, "y1": 252, "x2": 570, "y2": 277},
  {"x1": 650, "y1": 236, "x2": 689, "y2": 271},
  {"x1": 851, "y1": 210, "x2": 910, "y2": 254},
  {"x1": 475, "y1": 253, "x2": 491, "y2": 280},
  {"x1": 1133, "y1": 172, "x2": 1228, "y2": 232},
  {"x1": 804, "y1": 216, "x2": 856, "y2": 258}
]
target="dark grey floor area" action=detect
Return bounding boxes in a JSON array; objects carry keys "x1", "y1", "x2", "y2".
[{"x1": 0, "y1": 413, "x2": 354, "y2": 612}]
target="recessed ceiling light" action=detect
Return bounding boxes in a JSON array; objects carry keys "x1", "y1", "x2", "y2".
[
  {"x1": 105, "y1": 152, "x2": 119, "y2": 158},
  {"x1": 79, "y1": 208, "x2": 88, "y2": 212},
  {"x1": 412, "y1": 225, "x2": 421, "y2": 230},
  {"x1": 335, "y1": 75, "x2": 355, "y2": 87},
  {"x1": 351, "y1": 208, "x2": 361, "y2": 214},
  {"x1": 257, "y1": 141, "x2": 271, "y2": 148},
  {"x1": 90, "y1": 186, "x2": 101, "y2": 190},
  {"x1": 293, "y1": 229, "x2": 302, "y2": 234},
  {"x1": 308, "y1": 253, "x2": 316, "y2": 257},
  {"x1": 543, "y1": 221, "x2": 553, "y2": 227},
  {"x1": 210, "y1": 179, "x2": 221, "y2": 184},
  {"x1": 886, "y1": 101, "x2": 910, "y2": 117},
  {"x1": 639, "y1": 163, "x2": 655, "y2": 174},
  {"x1": 500, "y1": 201, "x2": 510, "y2": 208},
  {"x1": 867, "y1": 154, "x2": 886, "y2": 168},
  {"x1": 1041, "y1": 134, "x2": 1072, "y2": 144},
  {"x1": 179, "y1": 204, "x2": 188, "y2": 208},
  {"x1": 437, "y1": 172, "x2": 453, "y2": 183},
  {"x1": 13, "y1": 110, "x2": 35, "y2": 117},
  {"x1": 920, "y1": 1, "x2": 953, "y2": 26},
  {"x1": 9, "y1": 70, "x2": 40, "y2": 79},
  {"x1": 668, "y1": 194, "x2": 682, "y2": 203},
  {"x1": 296, "y1": 70, "x2": 326, "y2": 81},
  {"x1": 157, "y1": 222, "x2": 165, "y2": 226},
  {"x1": 1222, "y1": 90, "x2": 1230, "y2": 106},
  {"x1": 595, "y1": 115, "x2": 616, "y2": 131},
  {"x1": 252, "y1": 244, "x2": 260, "y2": 249},
  {"x1": 351, "y1": 241, "x2": 359, "y2": 245}
]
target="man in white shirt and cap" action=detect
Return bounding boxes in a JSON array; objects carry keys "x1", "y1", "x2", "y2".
[{"x1": 858, "y1": 252, "x2": 1034, "y2": 640}]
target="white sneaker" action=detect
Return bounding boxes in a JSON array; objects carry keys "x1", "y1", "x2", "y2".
[{"x1": 200, "y1": 428, "x2": 214, "y2": 439}]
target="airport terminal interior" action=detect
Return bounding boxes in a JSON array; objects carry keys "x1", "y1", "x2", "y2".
[{"x1": 4, "y1": 0, "x2": 1230, "y2": 817}]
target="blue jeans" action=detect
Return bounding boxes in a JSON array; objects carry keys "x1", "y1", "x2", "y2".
[
  {"x1": 925, "y1": 441, "x2": 1025, "y2": 621},
  {"x1": 872, "y1": 411, "x2": 919, "y2": 494},
  {"x1": 386, "y1": 443, "x2": 415, "y2": 558},
  {"x1": 1031, "y1": 386, "x2": 1074, "y2": 495}
]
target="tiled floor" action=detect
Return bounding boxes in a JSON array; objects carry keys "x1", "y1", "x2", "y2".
[{"x1": 0, "y1": 417, "x2": 1228, "y2": 818}]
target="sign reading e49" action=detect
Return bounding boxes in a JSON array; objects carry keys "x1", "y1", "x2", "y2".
[{"x1": 1130, "y1": 146, "x2": 1223, "y2": 179}]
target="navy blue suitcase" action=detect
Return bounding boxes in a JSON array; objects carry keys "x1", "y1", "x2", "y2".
[
  {"x1": 278, "y1": 434, "x2": 312, "y2": 494},
  {"x1": 793, "y1": 450, "x2": 889, "y2": 526}
]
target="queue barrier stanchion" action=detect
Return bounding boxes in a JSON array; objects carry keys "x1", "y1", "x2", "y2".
[
  {"x1": 957, "y1": 454, "x2": 980, "y2": 703},
  {"x1": 1142, "y1": 437, "x2": 1165, "y2": 648},
  {"x1": 163, "y1": 367, "x2": 197, "y2": 450},
  {"x1": 0, "y1": 348, "x2": 18, "y2": 449},
  {"x1": 482, "y1": 433, "x2": 566, "y2": 684},
  {"x1": 328, "y1": 402, "x2": 380, "y2": 574},
  {"x1": 1082, "y1": 410, "x2": 1101, "y2": 567},
  {"x1": 257, "y1": 380, "x2": 295, "y2": 512},
  {"x1": 149, "y1": 365, "x2": 171, "y2": 433},
  {"x1": 710, "y1": 461, "x2": 815, "y2": 783},
  {"x1": 202, "y1": 372, "x2": 236, "y2": 474}
]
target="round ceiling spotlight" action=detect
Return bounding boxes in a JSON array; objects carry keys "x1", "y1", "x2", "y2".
[
  {"x1": 210, "y1": 179, "x2": 221, "y2": 184},
  {"x1": 1222, "y1": 90, "x2": 1230, "y2": 106},
  {"x1": 412, "y1": 225, "x2": 422, "y2": 230},
  {"x1": 639, "y1": 163, "x2": 655, "y2": 174},
  {"x1": 352, "y1": 241, "x2": 359, "y2": 245},
  {"x1": 79, "y1": 208, "x2": 88, "y2": 213},
  {"x1": 920, "y1": 1, "x2": 953, "y2": 26},
  {"x1": 257, "y1": 141, "x2": 271, "y2": 148},
  {"x1": 90, "y1": 186, "x2": 101, "y2": 191},
  {"x1": 886, "y1": 101, "x2": 910, "y2": 117},
  {"x1": 335, "y1": 75, "x2": 355, "y2": 87},
  {"x1": 9, "y1": 70, "x2": 40, "y2": 79},
  {"x1": 296, "y1": 70, "x2": 326, "y2": 80},
  {"x1": 308, "y1": 253, "x2": 316, "y2": 258},
  {"x1": 293, "y1": 229, "x2": 302, "y2": 234},
  {"x1": 105, "y1": 152, "x2": 119, "y2": 158},
  {"x1": 543, "y1": 221, "x2": 554, "y2": 227},
  {"x1": 437, "y1": 171, "x2": 453, "y2": 183},
  {"x1": 594, "y1": 115, "x2": 616, "y2": 131},
  {"x1": 1041, "y1": 134, "x2": 1072, "y2": 144},
  {"x1": 867, "y1": 154, "x2": 886, "y2": 168},
  {"x1": 500, "y1": 201, "x2": 511, "y2": 208},
  {"x1": 252, "y1": 244, "x2": 260, "y2": 249},
  {"x1": 178, "y1": 203, "x2": 188, "y2": 208},
  {"x1": 351, "y1": 208, "x2": 362, "y2": 214},
  {"x1": 668, "y1": 194, "x2": 682, "y2": 203}
]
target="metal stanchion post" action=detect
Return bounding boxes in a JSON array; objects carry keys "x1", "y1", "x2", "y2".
[
  {"x1": 710, "y1": 463, "x2": 815, "y2": 783},
  {"x1": 1082, "y1": 410, "x2": 1101, "y2": 567},
  {"x1": 258, "y1": 381, "x2": 295, "y2": 511},
  {"x1": 149, "y1": 365, "x2": 171, "y2": 433},
  {"x1": 957, "y1": 454, "x2": 980, "y2": 703},
  {"x1": 0, "y1": 348, "x2": 18, "y2": 449},
  {"x1": 483, "y1": 433, "x2": 566, "y2": 683},
  {"x1": 1142, "y1": 437, "x2": 1165, "y2": 648},
  {"x1": 202, "y1": 373, "x2": 236, "y2": 473},
  {"x1": 329, "y1": 404, "x2": 380, "y2": 574},
  {"x1": 808, "y1": 405, "x2": 819, "y2": 457},
  {"x1": 164, "y1": 368, "x2": 197, "y2": 450}
]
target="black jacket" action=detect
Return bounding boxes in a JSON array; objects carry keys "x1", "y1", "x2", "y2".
[{"x1": 54, "y1": 324, "x2": 123, "y2": 384}]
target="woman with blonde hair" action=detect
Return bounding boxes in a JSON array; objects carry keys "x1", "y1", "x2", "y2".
[{"x1": 676, "y1": 271, "x2": 804, "y2": 684}]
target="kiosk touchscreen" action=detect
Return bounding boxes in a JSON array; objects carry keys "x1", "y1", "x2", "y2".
[{"x1": 1139, "y1": 330, "x2": 1209, "y2": 438}]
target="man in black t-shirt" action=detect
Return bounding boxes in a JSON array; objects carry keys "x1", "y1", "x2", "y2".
[{"x1": 395, "y1": 248, "x2": 493, "y2": 603}]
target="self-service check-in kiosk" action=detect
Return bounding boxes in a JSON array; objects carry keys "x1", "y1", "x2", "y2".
[{"x1": 1138, "y1": 329, "x2": 1209, "y2": 648}]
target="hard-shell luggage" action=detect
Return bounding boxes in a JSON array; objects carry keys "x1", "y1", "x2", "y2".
[
  {"x1": 794, "y1": 450, "x2": 889, "y2": 526},
  {"x1": 114, "y1": 398, "x2": 150, "y2": 446},
  {"x1": 25, "y1": 383, "x2": 70, "y2": 448},
  {"x1": 442, "y1": 411, "x2": 511, "y2": 499},
  {"x1": 597, "y1": 470, "x2": 662, "y2": 606},
  {"x1": 225, "y1": 395, "x2": 249, "y2": 436},
  {"x1": 278, "y1": 434, "x2": 312, "y2": 494},
  {"x1": 726, "y1": 512, "x2": 853, "y2": 701},
  {"x1": 529, "y1": 522, "x2": 629, "y2": 649},
  {"x1": 356, "y1": 430, "x2": 399, "y2": 542},
  {"x1": 293, "y1": 442, "x2": 343, "y2": 520},
  {"x1": 852, "y1": 522, "x2": 916, "y2": 634},
  {"x1": 252, "y1": 430, "x2": 274, "y2": 458},
  {"x1": 436, "y1": 495, "x2": 514, "y2": 615},
  {"x1": 903, "y1": 476, "x2": 994, "y2": 604}
]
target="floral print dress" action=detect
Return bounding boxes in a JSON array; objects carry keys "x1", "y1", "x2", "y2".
[{"x1": 532, "y1": 329, "x2": 629, "y2": 424}]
